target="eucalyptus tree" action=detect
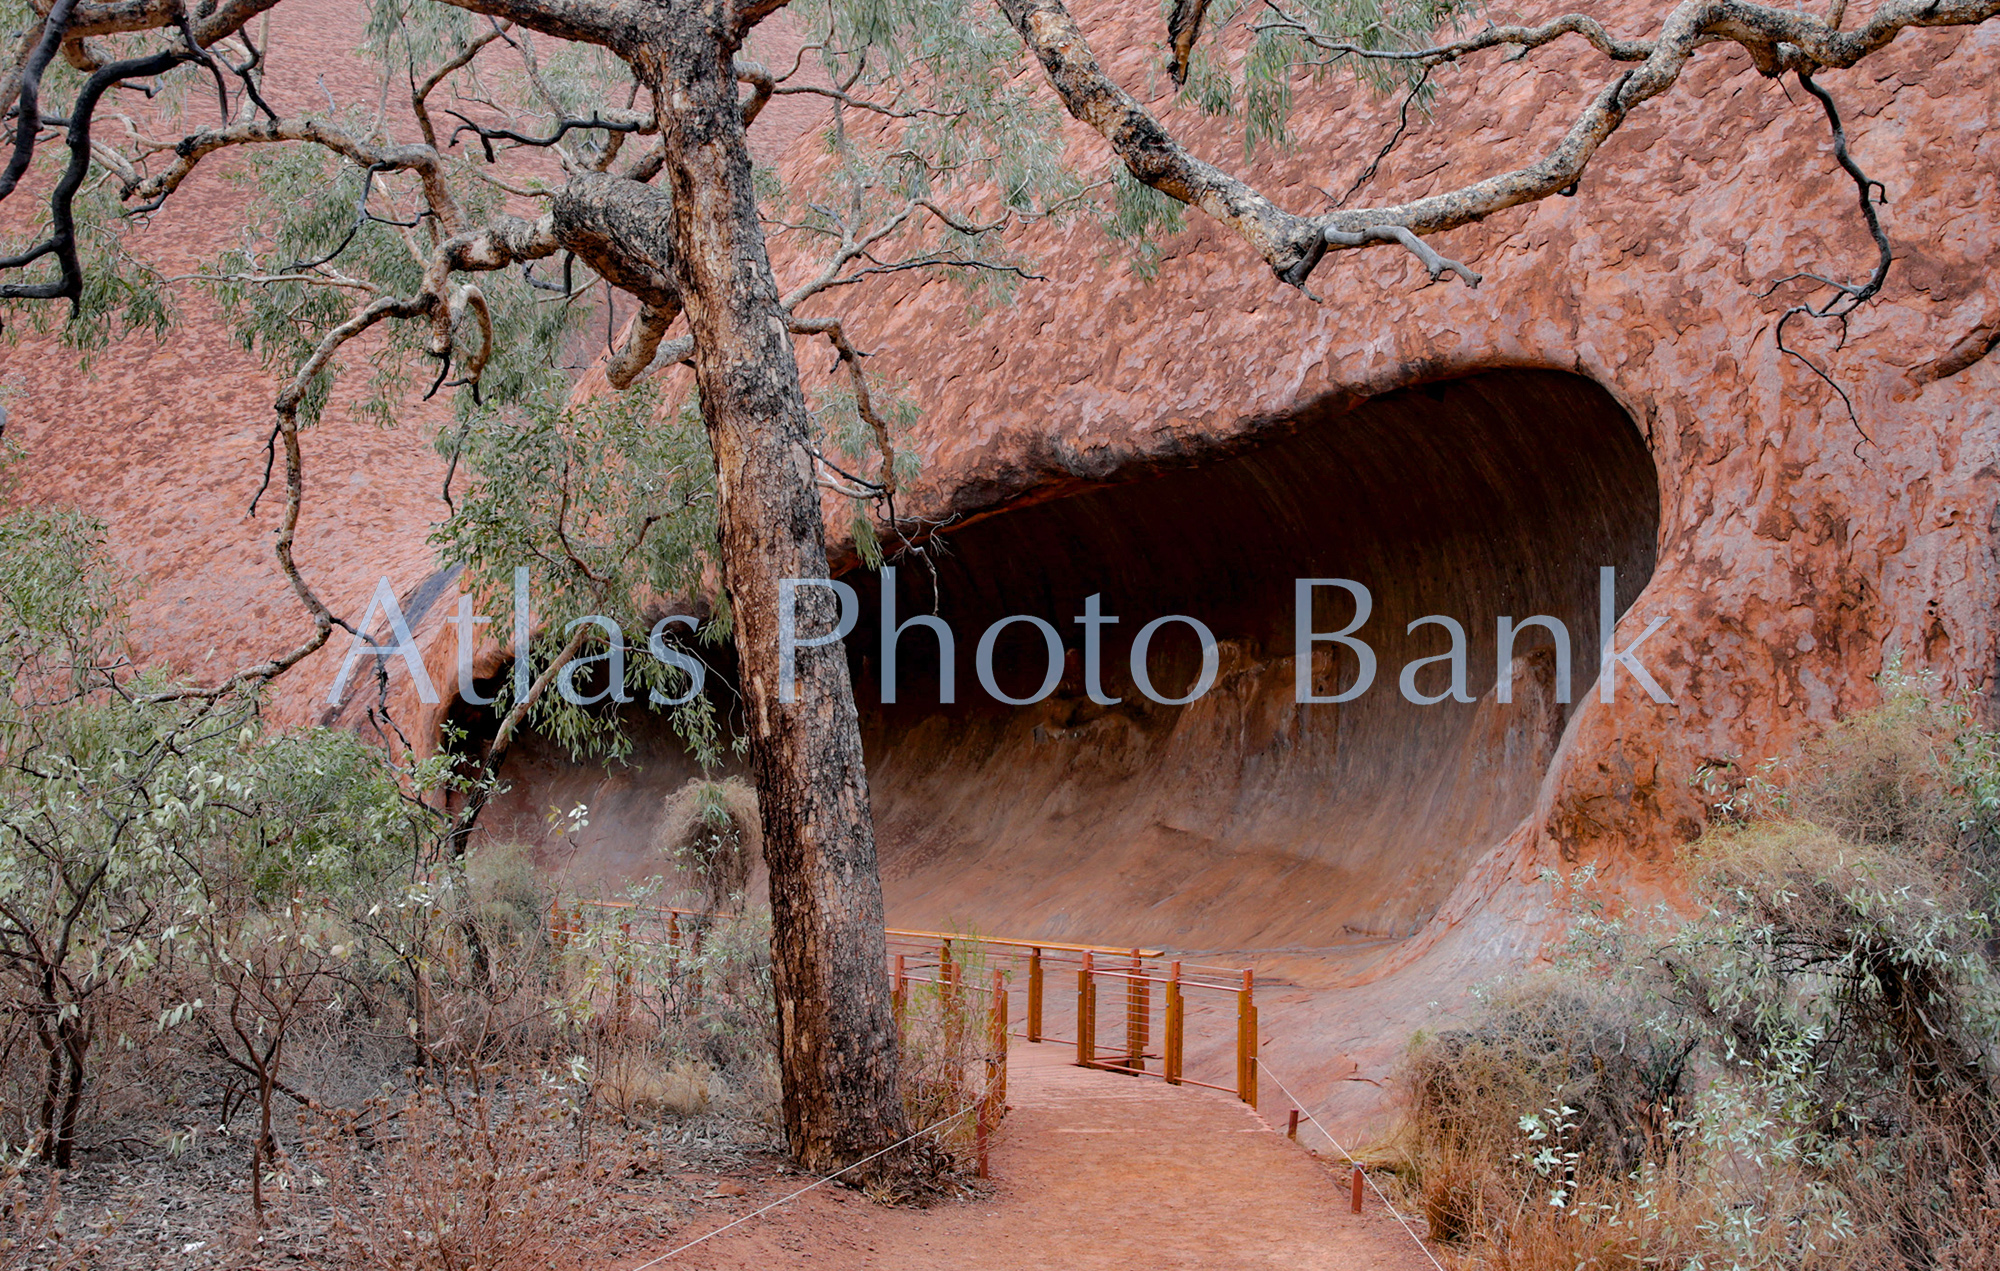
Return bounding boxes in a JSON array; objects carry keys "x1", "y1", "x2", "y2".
[
  {"x1": 3, "y1": 0, "x2": 1998, "y2": 1180},
  {"x1": 0, "y1": 495, "x2": 158, "y2": 1170},
  {"x1": 0, "y1": 0, "x2": 1065, "y2": 1176}
]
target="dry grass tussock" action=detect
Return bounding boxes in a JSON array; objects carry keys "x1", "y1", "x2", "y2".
[
  {"x1": 596, "y1": 1050, "x2": 724, "y2": 1121},
  {"x1": 654, "y1": 777, "x2": 761, "y2": 907}
]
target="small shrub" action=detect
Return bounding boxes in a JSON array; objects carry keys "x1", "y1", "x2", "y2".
[
  {"x1": 1403, "y1": 973, "x2": 1694, "y2": 1188},
  {"x1": 0, "y1": 1166, "x2": 91, "y2": 1271},
  {"x1": 1788, "y1": 666, "x2": 1971, "y2": 860},
  {"x1": 1675, "y1": 820, "x2": 1995, "y2": 1138},
  {"x1": 305, "y1": 1071, "x2": 630, "y2": 1271},
  {"x1": 1391, "y1": 661, "x2": 2000, "y2": 1270},
  {"x1": 894, "y1": 939, "x2": 1006, "y2": 1180},
  {"x1": 464, "y1": 839, "x2": 550, "y2": 943},
  {"x1": 1417, "y1": 1145, "x2": 1491, "y2": 1245},
  {"x1": 1482, "y1": 1180, "x2": 1646, "y2": 1271},
  {"x1": 1930, "y1": 1165, "x2": 2000, "y2": 1271}
]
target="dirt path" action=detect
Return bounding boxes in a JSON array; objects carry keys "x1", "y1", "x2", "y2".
[{"x1": 619, "y1": 1042, "x2": 1442, "y2": 1271}]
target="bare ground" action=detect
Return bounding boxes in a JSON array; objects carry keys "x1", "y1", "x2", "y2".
[{"x1": 613, "y1": 1041, "x2": 1443, "y2": 1271}]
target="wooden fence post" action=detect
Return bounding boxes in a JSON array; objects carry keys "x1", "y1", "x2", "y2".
[
  {"x1": 893, "y1": 952, "x2": 908, "y2": 1022},
  {"x1": 988, "y1": 968, "x2": 1007, "y2": 1107},
  {"x1": 1237, "y1": 968, "x2": 1258, "y2": 1107},
  {"x1": 942, "y1": 938, "x2": 964, "y2": 1059},
  {"x1": 1126, "y1": 950, "x2": 1148, "y2": 1072},
  {"x1": 975, "y1": 1101, "x2": 991, "y2": 1179},
  {"x1": 978, "y1": 965, "x2": 1007, "y2": 1180},
  {"x1": 1164, "y1": 960, "x2": 1184, "y2": 1085},
  {"x1": 1076, "y1": 950, "x2": 1096, "y2": 1069},
  {"x1": 1026, "y1": 947, "x2": 1043, "y2": 1043}
]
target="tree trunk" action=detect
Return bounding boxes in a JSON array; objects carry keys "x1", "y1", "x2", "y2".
[
  {"x1": 35, "y1": 1018, "x2": 60, "y2": 1165},
  {"x1": 37, "y1": 1010, "x2": 87, "y2": 1169},
  {"x1": 639, "y1": 15, "x2": 910, "y2": 1174},
  {"x1": 56, "y1": 1021, "x2": 85, "y2": 1169}
]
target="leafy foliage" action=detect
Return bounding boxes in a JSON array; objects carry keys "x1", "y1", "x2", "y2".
[
  {"x1": 1174, "y1": 0, "x2": 1469, "y2": 153},
  {"x1": 430, "y1": 385, "x2": 727, "y2": 766}
]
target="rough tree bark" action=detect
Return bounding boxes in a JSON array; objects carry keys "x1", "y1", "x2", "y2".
[
  {"x1": 632, "y1": 9, "x2": 909, "y2": 1173},
  {"x1": 356, "y1": 0, "x2": 911, "y2": 1170},
  {"x1": 418, "y1": 1, "x2": 910, "y2": 1172}
]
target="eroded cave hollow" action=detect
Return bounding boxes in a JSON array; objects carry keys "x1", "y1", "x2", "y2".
[
  {"x1": 483, "y1": 369, "x2": 1658, "y2": 952},
  {"x1": 844, "y1": 369, "x2": 1659, "y2": 949}
]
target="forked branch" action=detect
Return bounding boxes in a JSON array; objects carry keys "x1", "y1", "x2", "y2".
[
  {"x1": 1768, "y1": 69, "x2": 1894, "y2": 441},
  {"x1": 999, "y1": 0, "x2": 1999, "y2": 289}
]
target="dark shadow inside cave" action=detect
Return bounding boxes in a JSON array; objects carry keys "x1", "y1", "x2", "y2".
[
  {"x1": 845, "y1": 368, "x2": 1658, "y2": 949},
  {"x1": 478, "y1": 368, "x2": 1660, "y2": 951}
]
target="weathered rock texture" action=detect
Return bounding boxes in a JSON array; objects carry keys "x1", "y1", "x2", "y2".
[{"x1": 5, "y1": 0, "x2": 1999, "y2": 1124}]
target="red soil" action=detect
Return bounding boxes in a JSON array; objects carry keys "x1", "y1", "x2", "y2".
[{"x1": 613, "y1": 1042, "x2": 1443, "y2": 1271}]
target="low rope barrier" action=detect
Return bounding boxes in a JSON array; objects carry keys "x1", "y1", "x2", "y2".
[
  {"x1": 1256, "y1": 1057, "x2": 1450, "y2": 1271},
  {"x1": 623, "y1": 1103, "x2": 980, "y2": 1268}
]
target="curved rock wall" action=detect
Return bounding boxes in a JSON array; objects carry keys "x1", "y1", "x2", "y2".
[
  {"x1": 795, "y1": 0, "x2": 2000, "y2": 931},
  {"x1": 850, "y1": 369, "x2": 1658, "y2": 949}
]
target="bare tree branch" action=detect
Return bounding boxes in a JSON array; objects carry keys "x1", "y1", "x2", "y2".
[
  {"x1": 1331, "y1": 65, "x2": 1430, "y2": 207},
  {"x1": 1001, "y1": 0, "x2": 2000, "y2": 288},
  {"x1": 427, "y1": 0, "x2": 644, "y2": 54},
  {"x1": 1255, "y1": 4, "x2": 1654, "y2": 66},
  {"x1": 124, "y1": 115, "x2": 468, "y2": 228},
  {"x1": 1322, "y1": 224, "x2": 1480, "y2": 287},
  {"x1": 443, "y1": 106, "x2": 652, "y2": 161},
  {"x1": 606, "y1": 299, "x2": 675, "y2": 388},
  {"x1": 410, "y1": 20, "x2": 513, "y2": 151},
  {"x1": 0, "y1": 0, "x2": 80, "y2": 204},
  {"x1": 1769, "y1": 69, "x2": 1893, "y2": 445},
  {"x1": 62, "y1": 0, "x2": 283, "y2": 47},
  {"x1": 1, "y1": 43, "x2": 190, "y2": 311},
  {"x1": 737, "y1": 58, "x2": 774, "y2": 126},
  {"x1": 997, "y1": 0, "x2": 1323, "y2": 279},
  {"x1": 1166, "y1": 0, "x2": 1209, "y2": 86},
  {"x1": 789, "y1": 314, "x2": 898, "y2": 495}
]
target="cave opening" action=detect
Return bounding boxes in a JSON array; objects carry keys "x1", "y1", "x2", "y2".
[
  {"x1": 477, "y1": 368, "x2": 1660, "y2": 951},
  {"x1": 844, "y1": 368, "x2": 1659, "y2": 949}
]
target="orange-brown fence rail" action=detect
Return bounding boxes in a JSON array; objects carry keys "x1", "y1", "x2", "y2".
[
  {"x1": 883, "y1": 930, "x2": 1258, "y2": 1108},
  {"x1": 553, "y1": 902, "x2": 1259, "y2": 1111}
]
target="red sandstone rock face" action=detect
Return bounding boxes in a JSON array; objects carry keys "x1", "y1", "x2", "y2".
[
  {"x1": 3, "y1": 0, "x2": 1998, "y2": 1126},
  {"x1": 799, "y1": 0, "x2": 2000, "y2": 927}
]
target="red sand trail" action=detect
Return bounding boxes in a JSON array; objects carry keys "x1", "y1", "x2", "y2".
[{"x1": 618, "y1": 1042, "x2": 1442, "y2": 1271}]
